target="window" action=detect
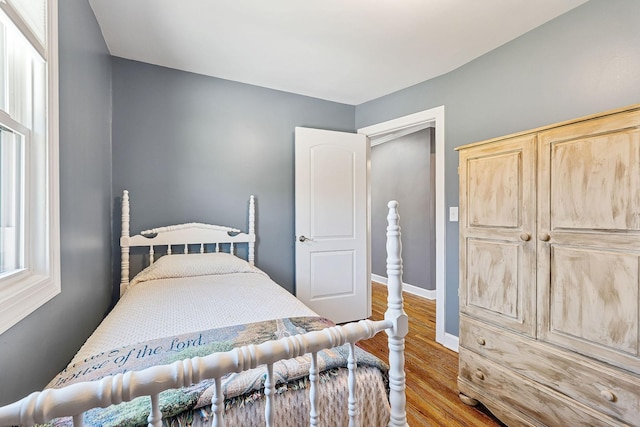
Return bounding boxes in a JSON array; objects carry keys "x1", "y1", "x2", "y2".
[
  {"x1": 1, "y1": 126, "x2": 25, "y2": 275},
  {"x1": 0, "y1": 0, "x2": 59, "y2": 334}
]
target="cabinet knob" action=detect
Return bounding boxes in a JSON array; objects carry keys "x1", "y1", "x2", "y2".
[
  {"x1": 474, "y1": 370, "x2": 485, "y2": 380},
  {"x1": 600, "y1": 389, "x2": 615, "y2": 402},
  {"x1": 476, "y1": 337, "x2": 486, "y2": 346},
  {"x1": 538, "y1": 232, "x2": 551, "y2": 242},
  {"x1": 519, "y1": 232, "x2": 531, "y2": 241}
]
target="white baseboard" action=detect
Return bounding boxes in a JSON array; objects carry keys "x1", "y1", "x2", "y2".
[
  {"x1": 371, "y1": 274, "x2": 436, "y2": 300},
  {"x1": 371, "y1": 274, "x2": 388, "y2": 286},
  {"x1": 443, "y1": 333, "x2": 459, "y2": 353}
]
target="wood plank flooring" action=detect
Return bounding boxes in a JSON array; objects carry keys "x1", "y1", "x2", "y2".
[{"x1": 357, "y1": 282, "x2": 506, "y2": 427}]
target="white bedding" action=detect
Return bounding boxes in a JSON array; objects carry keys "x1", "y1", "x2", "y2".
[{"x1": 73, "y1": 256, "x2": 316, "y2": 363}]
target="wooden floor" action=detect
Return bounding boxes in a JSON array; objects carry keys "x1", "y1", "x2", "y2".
[{"x1": 357, "y1": 282, "x2": 506, "y2": 427}]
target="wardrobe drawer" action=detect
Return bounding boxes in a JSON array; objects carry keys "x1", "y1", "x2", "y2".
[
  {"x1": 459, "y1": 349, "x2": 631, "y2": 427},
  {"x1": 460, "y1": 316, "x2": 640, "y2": 426}
]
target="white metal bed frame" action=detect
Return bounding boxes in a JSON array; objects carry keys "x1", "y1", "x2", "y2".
[{"x1": 0, "y1": 191, "x2": 409, "y2": 427}]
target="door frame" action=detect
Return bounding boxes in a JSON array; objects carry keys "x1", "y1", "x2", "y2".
[{"x1": 358, "y1": 105, "x2": 453, "y2": 351}]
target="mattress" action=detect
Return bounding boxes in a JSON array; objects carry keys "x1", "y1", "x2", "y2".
[{"x1": 73, "y1": 264, "x2": 315, "y2": 363}]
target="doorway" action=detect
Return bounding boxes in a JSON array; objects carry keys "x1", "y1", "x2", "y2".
[
  {"x1": 358, "y1": 106, "x2": 454, "y2": 351},
  {"x1": 370, "y1": 128, "x2": 436, "y2": 297}
]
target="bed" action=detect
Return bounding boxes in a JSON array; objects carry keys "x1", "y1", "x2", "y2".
[{"x1": 0, "y1": 191, "x2": 408, "y2": 427}]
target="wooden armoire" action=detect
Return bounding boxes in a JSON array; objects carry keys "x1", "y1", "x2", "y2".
[{"x1": 456, "y1": 104, "x2": 640, "y2": 426}]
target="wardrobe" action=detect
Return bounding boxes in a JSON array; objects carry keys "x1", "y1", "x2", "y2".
[{"x1": 456, "y1": 104, "x2": 640, "y2": 426}]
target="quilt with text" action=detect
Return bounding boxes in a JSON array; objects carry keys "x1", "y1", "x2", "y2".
[{"x1": 44, "y1": 316, "x2": 387, "y2": 426}]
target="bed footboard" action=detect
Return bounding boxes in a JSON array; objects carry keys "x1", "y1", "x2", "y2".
[{"x1": 0, "y1": 201, "x2": 408, "y2": 427}]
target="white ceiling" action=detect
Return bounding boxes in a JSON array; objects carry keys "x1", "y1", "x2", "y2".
[{"x1": 88, "y1": 0, "x2": 588, "y2": 105}]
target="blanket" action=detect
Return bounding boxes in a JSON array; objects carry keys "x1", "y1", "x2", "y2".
[{"x1": 44, "y1": 316, "x2": 387, "y2": 427}]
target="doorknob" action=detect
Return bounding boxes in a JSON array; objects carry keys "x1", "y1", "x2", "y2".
[
  {"x1": 538, "y1": 232, "x2": 551, "y2": 242},
  {"x1": 298, "y1": 235, "x2": 311, "y2": 242},
  {"x1": 519, "y1": 232, "x2": 531, "y2": 241}
]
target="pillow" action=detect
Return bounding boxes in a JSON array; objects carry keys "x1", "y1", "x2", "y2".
[{"x1": 129, "y1": 252, "x2": 254, "y2": 288}]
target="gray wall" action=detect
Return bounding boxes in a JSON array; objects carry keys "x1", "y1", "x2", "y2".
[
  {"x1": 371, "y1": 128, "x2": 436, "y2": 291},
  {"x1": 356, "y1": 0, "x2": 640, "y2": 336},
  {"x1": 0, "y1": 0, "x2": 113, "y2": 405},
  {"x1": 110, "y1": 58, "x2": 355, "y2": 294}
]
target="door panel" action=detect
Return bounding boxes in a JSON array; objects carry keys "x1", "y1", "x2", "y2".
[
  {"x1": 550, "y1": 246, "x2": 638, "y2": 355},
  {"x1": 551, "y1": 130, "x2": 640, "y2": 231},
  {"x1": 310, "y1": 250, "x2": 355, "y2": 298},
  {"x1": 538, "y1": 112, "x2": 640, "y2": 373},
  {"x1": 468, "y1": 152, "x2": 521, "y2": 228},
  {"x1": 467, "y1": 240, "x2": 519, "y2": 319},
  {"x1": 295, "y1": 127, "x2": 369, "y2": 323},
  {"x1": 459, "y1": 134, "x2": 537, "y2": 336},
  {"x1": 311, "y1": 145, "x2": 355, "y2": 237}
]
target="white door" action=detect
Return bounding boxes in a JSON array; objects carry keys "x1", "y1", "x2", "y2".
[{"x1": 294, "y1": 127, "x2": 370, "y2": 324}]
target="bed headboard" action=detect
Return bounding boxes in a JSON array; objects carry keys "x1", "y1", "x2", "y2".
[{"x1": 119, "y1": 190, "x2": 256, "y2": 297}]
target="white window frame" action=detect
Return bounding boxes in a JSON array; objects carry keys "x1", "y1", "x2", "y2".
[{"x1": 0, "y1": 0, "x2": 59, "y2": 335}]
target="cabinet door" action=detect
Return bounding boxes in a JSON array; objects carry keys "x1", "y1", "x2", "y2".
[
  {"x1": 459, "y1": 134, "x2": 537, "y2": 336},
  {"x1": 538, "y1": 109, "x2": 640, "y2": 373}
]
